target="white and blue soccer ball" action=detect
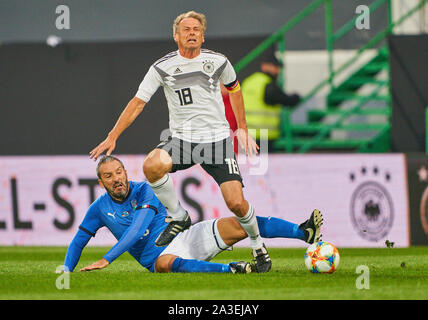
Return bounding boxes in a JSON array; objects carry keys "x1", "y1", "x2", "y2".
[{"x1": 304, "y1": 241, "x2": 340, "y2": 274}]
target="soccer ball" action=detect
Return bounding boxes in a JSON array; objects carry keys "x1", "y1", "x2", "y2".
[{"x1": 304, "y1": 241, "x2": 340, "y2": 273}]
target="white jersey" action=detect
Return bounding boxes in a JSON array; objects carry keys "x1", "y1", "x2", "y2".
[{"x1": 135, "y1": 49, "x2": 237, "y2": 143}]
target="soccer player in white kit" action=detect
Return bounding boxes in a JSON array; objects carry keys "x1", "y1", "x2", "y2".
[{"x1": 90, "y1": 11, "x2": 271, "y2": 272}]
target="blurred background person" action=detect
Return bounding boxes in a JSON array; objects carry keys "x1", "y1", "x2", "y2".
[{"x1": 241, "y1": 47, "x2": 301, "y2": 153}]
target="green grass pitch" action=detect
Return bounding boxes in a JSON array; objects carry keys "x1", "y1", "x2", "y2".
[{"x1": 0, "y1": 246, "x2": 427, "y2": 300}]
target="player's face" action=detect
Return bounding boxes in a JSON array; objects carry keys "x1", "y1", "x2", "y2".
[
  {"x1": 174, "y1": 17, "x2": 204, "y2": 51},
  {"x1": 98, "y1": 161, "x2": 129, "y2": 201}
]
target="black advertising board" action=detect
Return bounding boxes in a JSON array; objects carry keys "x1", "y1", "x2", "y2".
[{"x1": 389, "y1": 35, "x2": 428, "y2": 152}]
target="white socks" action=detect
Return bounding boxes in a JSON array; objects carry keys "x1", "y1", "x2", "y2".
[
  {"x1": 237, "y1": 203, "x2": 264, "y2": 250},
  {"x1": 148, "y1": 174, "x2": 187, "y2": 221},
  {"x1": 149, "y1": 174, "x2": 263, "y2": 250}
]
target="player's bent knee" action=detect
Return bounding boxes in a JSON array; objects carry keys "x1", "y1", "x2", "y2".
[
  {"x1": 225, "y1": 197, "x2": 246, "y2": 215},
  {"x1": 217, "y1": 217, "x2": 248, "y2": 246},
  {"x1": 232, "y1": 218, "x2": 248, "y2": 239},
  {"x1": 143, "y1": 151, "x2": 171, "y2": 182}
]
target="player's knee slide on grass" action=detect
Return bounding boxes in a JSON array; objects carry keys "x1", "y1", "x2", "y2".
[{"x1": 155, "y1": 255, "x2": 177, "y2": 273}]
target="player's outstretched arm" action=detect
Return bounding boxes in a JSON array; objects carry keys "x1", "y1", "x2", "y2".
[
  {"x1": 60, "y1": 229, "x2": 93, "y2": 272},
  {"x1": 89, "y1": 97, "x2": 147, "y2": 161},
  {"x1": 80, "y1": 207, "x2": 156, "y2": 272},
  {"x1": 66, "y1": 202, "x2": 104, "y2": 272}
]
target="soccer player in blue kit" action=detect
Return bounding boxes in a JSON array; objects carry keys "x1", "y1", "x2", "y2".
[{"x1": 62, "y1": 156, "x2": 323, "y2": 274}]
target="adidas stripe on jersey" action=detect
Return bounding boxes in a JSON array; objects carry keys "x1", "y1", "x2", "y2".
[{"x1": 136, "y1": 49, "x2": 237, "y2": 143}]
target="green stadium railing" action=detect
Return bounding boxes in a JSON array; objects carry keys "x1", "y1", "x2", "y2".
[{"x1": 234, "y1": 0, "x2": 428, "y2": 153}]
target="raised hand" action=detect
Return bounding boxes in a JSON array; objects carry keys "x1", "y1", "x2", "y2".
[
  {"x1": 236, "y1": 128, "x2": 259, "y2": 157},
  {"x1": 89, "y1": 136, "x2": 117, "y2": 161}
]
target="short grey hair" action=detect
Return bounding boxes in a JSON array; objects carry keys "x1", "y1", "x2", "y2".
[
  {"x1": 173, "y1": 11, "x2": 207, "y2": 35},
  {"x1": 96, "y1": 155, "x2": 125, "y2": 179}
]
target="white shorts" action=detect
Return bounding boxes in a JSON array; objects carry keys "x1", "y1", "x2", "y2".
[{"x1": 159, "y1": 219, "x2": 231, "y2": 261}]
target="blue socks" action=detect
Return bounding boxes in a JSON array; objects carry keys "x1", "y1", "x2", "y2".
[
  {"x1": 256, "y1": 216, "x2": 305, "y2": 240},
  {"x1": 170, "y1": 216, "x2": 305, "y2": 274},
  {"x1": 171, "y1": 258, "x2": 231, "y2": 273}
]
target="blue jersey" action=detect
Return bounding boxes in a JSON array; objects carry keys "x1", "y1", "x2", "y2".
[{"x1": 64, "y1": 181, "x2": 169, "y2": 272}]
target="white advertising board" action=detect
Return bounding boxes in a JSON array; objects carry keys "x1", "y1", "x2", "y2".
[{"x1": 0, "y1": 154, "x2": 409, "y2": 247}]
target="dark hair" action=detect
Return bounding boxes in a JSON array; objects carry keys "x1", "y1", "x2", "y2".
[
  {"x1": 96, "y1": 155, "x2": 125, "y2": 178},
  {"x1": 260, "y1": 45, "x2": 282, "y2": 67}
]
